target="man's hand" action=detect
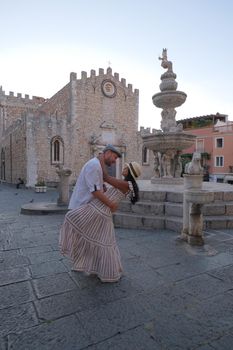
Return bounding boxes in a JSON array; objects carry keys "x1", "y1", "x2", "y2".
[
  {"x1": 109, "y1": 201, "x2": 118, "y2": 213},
  {"x1": 92, "y1": 190, "x2": 118, "y2": 212}
]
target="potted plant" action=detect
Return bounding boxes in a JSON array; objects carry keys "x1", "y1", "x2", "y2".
[{"x1": 35, "y1": 179, "x2": 47, "y2": 193}]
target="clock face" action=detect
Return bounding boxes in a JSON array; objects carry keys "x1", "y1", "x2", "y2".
[{"x1": 101, "y1": 80, "x2": 116, "y2": 98}]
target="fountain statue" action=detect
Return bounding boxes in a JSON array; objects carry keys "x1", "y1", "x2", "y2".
[{"x1": 142, "y1": 49, "x2": 196, "y2": 183}]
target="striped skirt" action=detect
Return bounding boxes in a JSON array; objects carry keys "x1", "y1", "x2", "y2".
[{"x1": 59, "y1": 201, "x2": 123, "y2": 282}]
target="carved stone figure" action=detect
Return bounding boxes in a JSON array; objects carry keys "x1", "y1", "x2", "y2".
[
  {"x1": 174, "y1": 153, "x2": 182, "y2": 178},
  {"x1": 185, "y1": 152, "x2": 203, "y2": 175},
  {"x1": 153, "y1": 151, "x2": 161, "y2": 178},
  {"x1": 159, "y1": 48, "x2": 173, "y2": 73},
  {"x1": 161, "y1": 150, "x2": 175, "y2": 177},
  {"x1": 161, "y1": 108, "x2": 176, "y2": 132}
]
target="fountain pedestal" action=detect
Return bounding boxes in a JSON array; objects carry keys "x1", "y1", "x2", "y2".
[
  {"x1": 56, "y1": 166, "x2": 72, "y2": 206},
  {"x1": 181, "y1": 173, "x2": 214, "y2": 245}
]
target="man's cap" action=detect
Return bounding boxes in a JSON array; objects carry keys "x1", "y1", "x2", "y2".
[{"x1": 103, "y1": 144, "x2": 122, "y2": 158}]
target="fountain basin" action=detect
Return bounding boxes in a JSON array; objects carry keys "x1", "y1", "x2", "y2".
[
  {"x1": 185, "y1": 190, "x2": 214, "y2": 204},
  {"x1": 142, "y1": 132, "x2": 196, "y2": 153},
  {"x1": 152, "y1": 91, "x2": 187, "y2": 109}
]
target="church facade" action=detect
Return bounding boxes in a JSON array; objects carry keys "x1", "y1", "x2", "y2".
[{"x1": 0, "y1": 67, "x2": 152, "y2": 187}]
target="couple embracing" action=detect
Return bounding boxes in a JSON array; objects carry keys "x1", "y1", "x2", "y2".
[{"x1": 59, "y1": 144, "x2": 141, "y2": 283}]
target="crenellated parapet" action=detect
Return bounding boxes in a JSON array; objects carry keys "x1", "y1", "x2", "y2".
[
  {"x1": 70, "y1": 67, "x2": 139, "y2": 95},
  {"x1": 139, "y1": 126, "x2": 162, "y2": 135},
  {"x1": 0, "y1": 86, "x2": 46, "y2": 105}
]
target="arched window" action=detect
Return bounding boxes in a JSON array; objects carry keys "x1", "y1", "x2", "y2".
[
  {"x1": 51, "y1": 136, "x2": 64, "y2": 165},
  {"x1": 54, "y1": 140, "x2": 60, "y2": 161}
]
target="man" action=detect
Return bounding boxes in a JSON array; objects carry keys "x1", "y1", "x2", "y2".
[{"x1": 68, "y1": 144, "x2": 121, "y2": 212}]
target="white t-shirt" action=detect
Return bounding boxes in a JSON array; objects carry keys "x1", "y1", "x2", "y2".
[{"x1": 68, "y1": 157, "x2": 103, "y2": 209}]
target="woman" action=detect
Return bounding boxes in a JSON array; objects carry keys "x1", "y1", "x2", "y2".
[{"x1": 59, "y1": 161, "x2": 141, "y2": 283}]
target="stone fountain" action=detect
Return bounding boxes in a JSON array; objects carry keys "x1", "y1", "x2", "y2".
[{"x1": 142, "y1": 49, "x2": 196, "y2": 184}]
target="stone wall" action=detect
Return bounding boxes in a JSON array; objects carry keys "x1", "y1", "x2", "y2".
[{"x1": 1, "y1": 118, "x2": 27, "y2": 183}]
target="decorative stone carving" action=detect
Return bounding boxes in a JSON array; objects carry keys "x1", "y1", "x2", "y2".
[
  {"x1": 153, "y1": 151, "x2": 161, "y2": 178},
  {"x1": 159, "y1": 48, "x2": 173, "y2": 73},
  {"x1": 161, "y1": 149, "x2": 175, "y2": 178},
  {"x1": 174, "y1": 153, "x2": 182, "y2": 178},
  {"x1": 185, "y1": 152, "x2": 204, "y2": 175}
]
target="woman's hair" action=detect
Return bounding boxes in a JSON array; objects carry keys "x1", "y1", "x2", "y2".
[{"x1": 124, "y1": 172, "x2": 139, "y2": 204}]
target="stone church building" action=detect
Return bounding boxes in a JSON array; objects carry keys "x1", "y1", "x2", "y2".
[{"x1": 0, "y1": 67, "x2": 152, "y2": 187}]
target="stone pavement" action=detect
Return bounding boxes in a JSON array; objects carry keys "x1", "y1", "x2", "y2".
[{"x1": 1, "y1": 183, "x2": 233, "y2": 349}]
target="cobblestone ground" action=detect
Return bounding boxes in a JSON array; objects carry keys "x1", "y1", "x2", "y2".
[{"x1": 1, "y1": 183, "x2": 233, "y2": 349}]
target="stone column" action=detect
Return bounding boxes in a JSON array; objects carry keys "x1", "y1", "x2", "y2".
[
  {"x1": 181, "y1": 174, "x2": 214, "y2": 245},
  {"x1": 181, "y1": 174, "x2": 203, "y2": 244},
  {"x1": 181, "y1": 190, "x2": 189, "y2": 241},
  {"x1": 188, "y1": 203, "x2": 204, "y2": 245},
  {"x1": 56, "y1": 166, "x2": 72, "y2": 206}
]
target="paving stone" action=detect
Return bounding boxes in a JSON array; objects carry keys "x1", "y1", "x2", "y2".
[
  {"x1": 208, "y1": 334, "x2": 233, "y2": 349},
  {"x1": 35, "y1": 289, "x2": 98, "y2": 320},
  {"x1": 0, "y1": 281, "x2": 35, "y2": 309},
  {"x1": 30, "y1": 259, "x2": 68, "y2": 278},
  {"x1": 0, "y1": 252, "x2": 29, "y2": 271},
  {"x1": 202, "y1": 252, "x2": 233, "y2": 266},
  {"x1": 207, "y1": 264, "x2": 233, "y2": 284},
  {"x1": 194, "y1": 345, "x2": 216, "y2": 350},
  {"x1": 0, "y1": 266, "x2": 30, "y2": 286},
  {"x1": 0, "y1": 338, "x2": 6, "y2": 350},
  {"x1": 20, "y1": 245, "x2": 54, "y2": 256},
  {"x1": 0, "y1": 302, "x2": 38, "y2": 337},
  {"x1": 87, "y1": 325, "x2": 162, "y2": 350},
  {"x1": 32, "y1": 272, "x2": 78, "y2": 298},
  {"x1": 68, "y1": 270, "x2": 100, "y2": 289},
  {"x1": 174, "y1": 273, "x2": 231, "y2": 300},
  {"x1": 85, "y1": 275, "x2": 144, "y2": 304},
  {"x1": 7, "y1": 315, "x2": 91, "y2": 350},
  {"x1": 186, "y1": 292, "x2": 233, "y2": 333},
  {"x1": 26, "y1": 250, "x2": 62, "y2": 265},
  {"x1": 133, "y1": 283, "x2": 200, "y2": 318},
  {"x1": 143, "y1": 312, "x2": 218, "y2": 350},
  {"x1": 127, "y1": 268, "x2": 164, "y2": 291},
  {"x1": 77, "y1": 296, "x2": 152, "y2": 343}
]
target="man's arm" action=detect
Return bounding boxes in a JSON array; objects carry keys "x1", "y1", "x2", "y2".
[{"x1": 92, "y1": 190, "x2": 118, "y2": 212}]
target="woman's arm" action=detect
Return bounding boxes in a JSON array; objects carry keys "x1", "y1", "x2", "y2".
[
  {"x1": 104, "y1": 175, "x2": 129, "y2": 194},
  {"x1": 98, "y1": 154, "x2": 129, "y2": 193}
]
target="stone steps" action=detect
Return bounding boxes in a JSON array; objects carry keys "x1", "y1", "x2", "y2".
[
  {"x1": 113, "y1": 212, "x2": 165, "y2": 230},
  {"x1": 114, "y1": 190, "x2": 233, "y2": 232},
  {"x1": 113, "y1": 209, "x2": 233, "y2": 232}
]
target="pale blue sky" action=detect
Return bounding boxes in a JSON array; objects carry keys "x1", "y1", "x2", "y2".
[{"x1": 1, "y1": 0, "x2": 233, "y2": 129}]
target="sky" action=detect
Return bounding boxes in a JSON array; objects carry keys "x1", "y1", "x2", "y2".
[{"x1": 1, "y1": 0, "x2": 233, "y2": 130}]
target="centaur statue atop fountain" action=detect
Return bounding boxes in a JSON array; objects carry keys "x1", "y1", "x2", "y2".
[{"x1": 159, "y1": 48, "x2": 173, "y2": 73}]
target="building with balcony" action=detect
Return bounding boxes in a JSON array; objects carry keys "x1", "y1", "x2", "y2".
[{"x1": 179, "y1": 113, "x2": 233, "y2": 183}]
